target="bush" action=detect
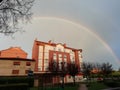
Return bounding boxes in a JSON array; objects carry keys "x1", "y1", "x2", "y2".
[
  {"x1": 88, "y1": 82, "x2": 108, "y2": 90},
  {"x1": 0, "y1": 77, "x2": 34, "y2": 87},
  {"x1": 0, "y1": 83, "x2": 29, "y2": 90},
  {"x1": 104, "y1": 80, "x2": 120, "y2": 87}
]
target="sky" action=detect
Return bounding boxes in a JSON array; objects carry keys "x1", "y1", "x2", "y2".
[{"x1": 0, "y1": 0, "x2": 120, "y2": 69}]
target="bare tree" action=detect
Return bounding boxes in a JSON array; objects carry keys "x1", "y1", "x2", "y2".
[
  {"x1": 94, "y1": 63, "x2": 103, "y2": 77},
  {"x1": 81, "y1": 62, "x2": 94, "y2": 80},
  {"x1": 67, "y1": 62, "x2": 80, "y2": 85},
  {"x1": 59, "y1": 62, "x2": 68, "y2": 89},
  {"x1": 118, "y1": 67, "x2": 120, "y2": 72},
  {"x1": 0, "y1": 0, "x2": 34, "y2": 35},
  {"x1": 49, "y1": 60, "x2": 59, "y2": 76},
  {"x1": 100, "y1": 62, "x2": 113, "y2": 78},
  {"x1": 49, "y1": 61, "x2": 68, "y2": 88}
]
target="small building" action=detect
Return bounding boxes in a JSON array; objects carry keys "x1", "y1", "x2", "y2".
[
  {"x1": 0, "y1": 47, "x2": 35, "y2": 76},
  {"x1": 0, "y1": 58, "x2": 35, "y2": 76}
]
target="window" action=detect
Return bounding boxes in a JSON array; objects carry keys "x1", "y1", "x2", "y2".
[
  {"x1": 13, "y1": 62, "x2": 20, "y2": 65},
  {"x1": 64, "y1": 55, "x2": 67, "y2": 58},
  {"x1": 69, "y1": 76, "x2": 71, "y2": 79},
  {"x1": 58, "y1": 48, "x2": 61, "y2": 51},
  {"x1": 44, "y1": 67, "x2": 49, "y2": 71},
  {"x1": 53, "y1": 53, "x2": 57, "y2": 60},
  {"x1": 25, "y1": 70, "x2": 28, "y2": 74},
  {"x1": 26, "y1": 69, "x2": 33, "y2": 76},
  {"x1": 26, "y1": 62, "x2": 31, "y2": 66},
  {"x1": 70, "y1": 56, "x2": 75, "y2": 62},
  {"x1": 44, "y1": 59, "x2": 49, "y2": 63},
  {"x1": 12, "y1": 70, "x2": 19, "y2": 74},
  {"x1": 58, "y1": 61, "x2": 62, "y2": 71},
  {"x1": 58, "y1": 54, "x2": 62, "y2": 60},
  {"x1": 38, "y1": 67, "x2": 42, "y2": 71},
  {"x1": 64, "y1": 55, "x2": 67, "y2": 61},
  {"x1": 53, "y1": 53, "x2": 56, "y2": 56}
]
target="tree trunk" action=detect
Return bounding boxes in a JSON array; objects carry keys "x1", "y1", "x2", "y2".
[
  {"x1": 73, "y1": 76, "x2": 76, "y2": 86},
  {"x1": 61, "y1": 76, "x2": 64, "y2": 89}
]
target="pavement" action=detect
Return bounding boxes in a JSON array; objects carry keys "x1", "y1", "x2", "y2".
[
  {"x1": 102, "y1": 87, "x2": 120, "y2": 90},
  {"x1": 78, "y1": 84, "x2": 88, "y2": 90},
  {"x1": 78, "y1": 84, "x2": 120, "y2": 90}
]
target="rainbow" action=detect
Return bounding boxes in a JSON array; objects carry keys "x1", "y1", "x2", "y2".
[{"x1": 33, "y1": 16, "x2": 120, "y2": 65}]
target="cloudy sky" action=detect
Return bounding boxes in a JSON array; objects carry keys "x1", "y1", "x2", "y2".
[{"x1": 0, "y1": 0, "x2": 120, "y2": 69}]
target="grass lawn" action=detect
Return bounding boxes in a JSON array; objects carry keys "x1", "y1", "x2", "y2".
[
  {"x1": 30, "y1": 85, "x2": 79, "y2": 90},
  {"x1": 30, "y1": 82, "x2": 109, "y2": 90},
  {"x1": 87, "y1": 82, "x2": 109, "y2": 90}
]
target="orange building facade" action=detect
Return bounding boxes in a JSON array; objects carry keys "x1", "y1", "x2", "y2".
[
  {"x1": 32, "y1": 40, "x2": 82, "y2": 72},
  {"x1": 32, "y1": 40, "x2": 83, "y2": 85}
]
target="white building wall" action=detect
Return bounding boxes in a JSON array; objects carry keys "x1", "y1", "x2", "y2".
[
  {"x1": 64, "y1": 49, "x2": 75, "y2": 62},
  {"x1": 38, "y1": 44, "x2": 82, "y2": 72},
  {"x1": 38, "y1": 46, "x2": 43, "y2": 71},
  {"x1": 44, "y1": 45, "x2": 54, "y2": 71},
  {"x1": 78, "y1": 51, "x2": 82, "y2": 68},
  {"x1": 70, "y1": 51, "x2": 75, "y2": 62},
  {"x1": 64, "y1": 48, "x2": 71, "y2": 53},
  {"x1": 66, "y1": 75, "x2": 83, "y2": 83},
  {"x1": 56, "y1": 44, "x2": 64, "y2": 52}
]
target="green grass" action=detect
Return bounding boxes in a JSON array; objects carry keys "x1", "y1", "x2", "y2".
[
  {"x1": 88, "y1": 82, "x2": 108, "y2": 90},
  {"x1": 30, "y1": 85, "x2": 79, "y2": 90},
  {"x1": 30, "y1": 82, "x2": 109, "y2": 90},
  {"x1": 64, "y1": 85, "x2": 78, "y2": 90}
]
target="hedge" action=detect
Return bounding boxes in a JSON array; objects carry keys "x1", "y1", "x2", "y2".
[
  {"x1": 0, "y1": 83, "x2": 29, "y2": 90},
  {"x1": 104, "y1": 80, "x2": 120, "y2": 87},
  {"x1": 0, "y1": 77, "x2": 34, "y2": 87}
]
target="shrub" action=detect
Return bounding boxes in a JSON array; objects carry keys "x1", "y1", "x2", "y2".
[
  {"x1": 0, "y1": 77, "x2": 34, "y2": 87},
  {"x1": 0, "y1": 83, "x2": 29, "y2": 90},
  {"x1": 104, "y1": 80, "x2": 120, "y2": 87}
]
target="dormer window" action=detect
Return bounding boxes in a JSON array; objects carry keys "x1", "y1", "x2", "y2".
[{"x1": 58, "y1": 48, "x2": 61, "y2": 51}]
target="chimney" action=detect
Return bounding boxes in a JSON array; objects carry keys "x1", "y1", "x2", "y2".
[
  {"x1": 63, "y1": 43, "x2": 66, "y2": 47},
  {"x1": 48, "y1": 40, "x2": 52, "y2": 44}
]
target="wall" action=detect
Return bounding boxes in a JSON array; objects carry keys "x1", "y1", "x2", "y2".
[{"x1": 0, "y1": 59, "x2": 35, "y2": 76}]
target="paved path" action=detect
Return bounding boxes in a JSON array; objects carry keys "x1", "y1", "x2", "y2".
[
  {"x1": 78, "y1": 84, "x2": 88, "y2": 90},
  {"x1": 103, "y1": 87, "x2": 120, "y2": 90}
]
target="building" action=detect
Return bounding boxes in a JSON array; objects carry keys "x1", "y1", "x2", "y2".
[
  {"x1": 0, "y1": 58, "x2": 35, "y2": 76},
  {"x1": 0, "y1": 47, "x2": 35, "y2": 76},
  {"x1": 0, "y1": 47, "x2": 27, "y2": 58},
  {"x1": 32, "y1": 39, "x2": 83, "y2": 86},
  {"x1": 32, "y1": 40, "x2": 82, "y2": 72}
]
